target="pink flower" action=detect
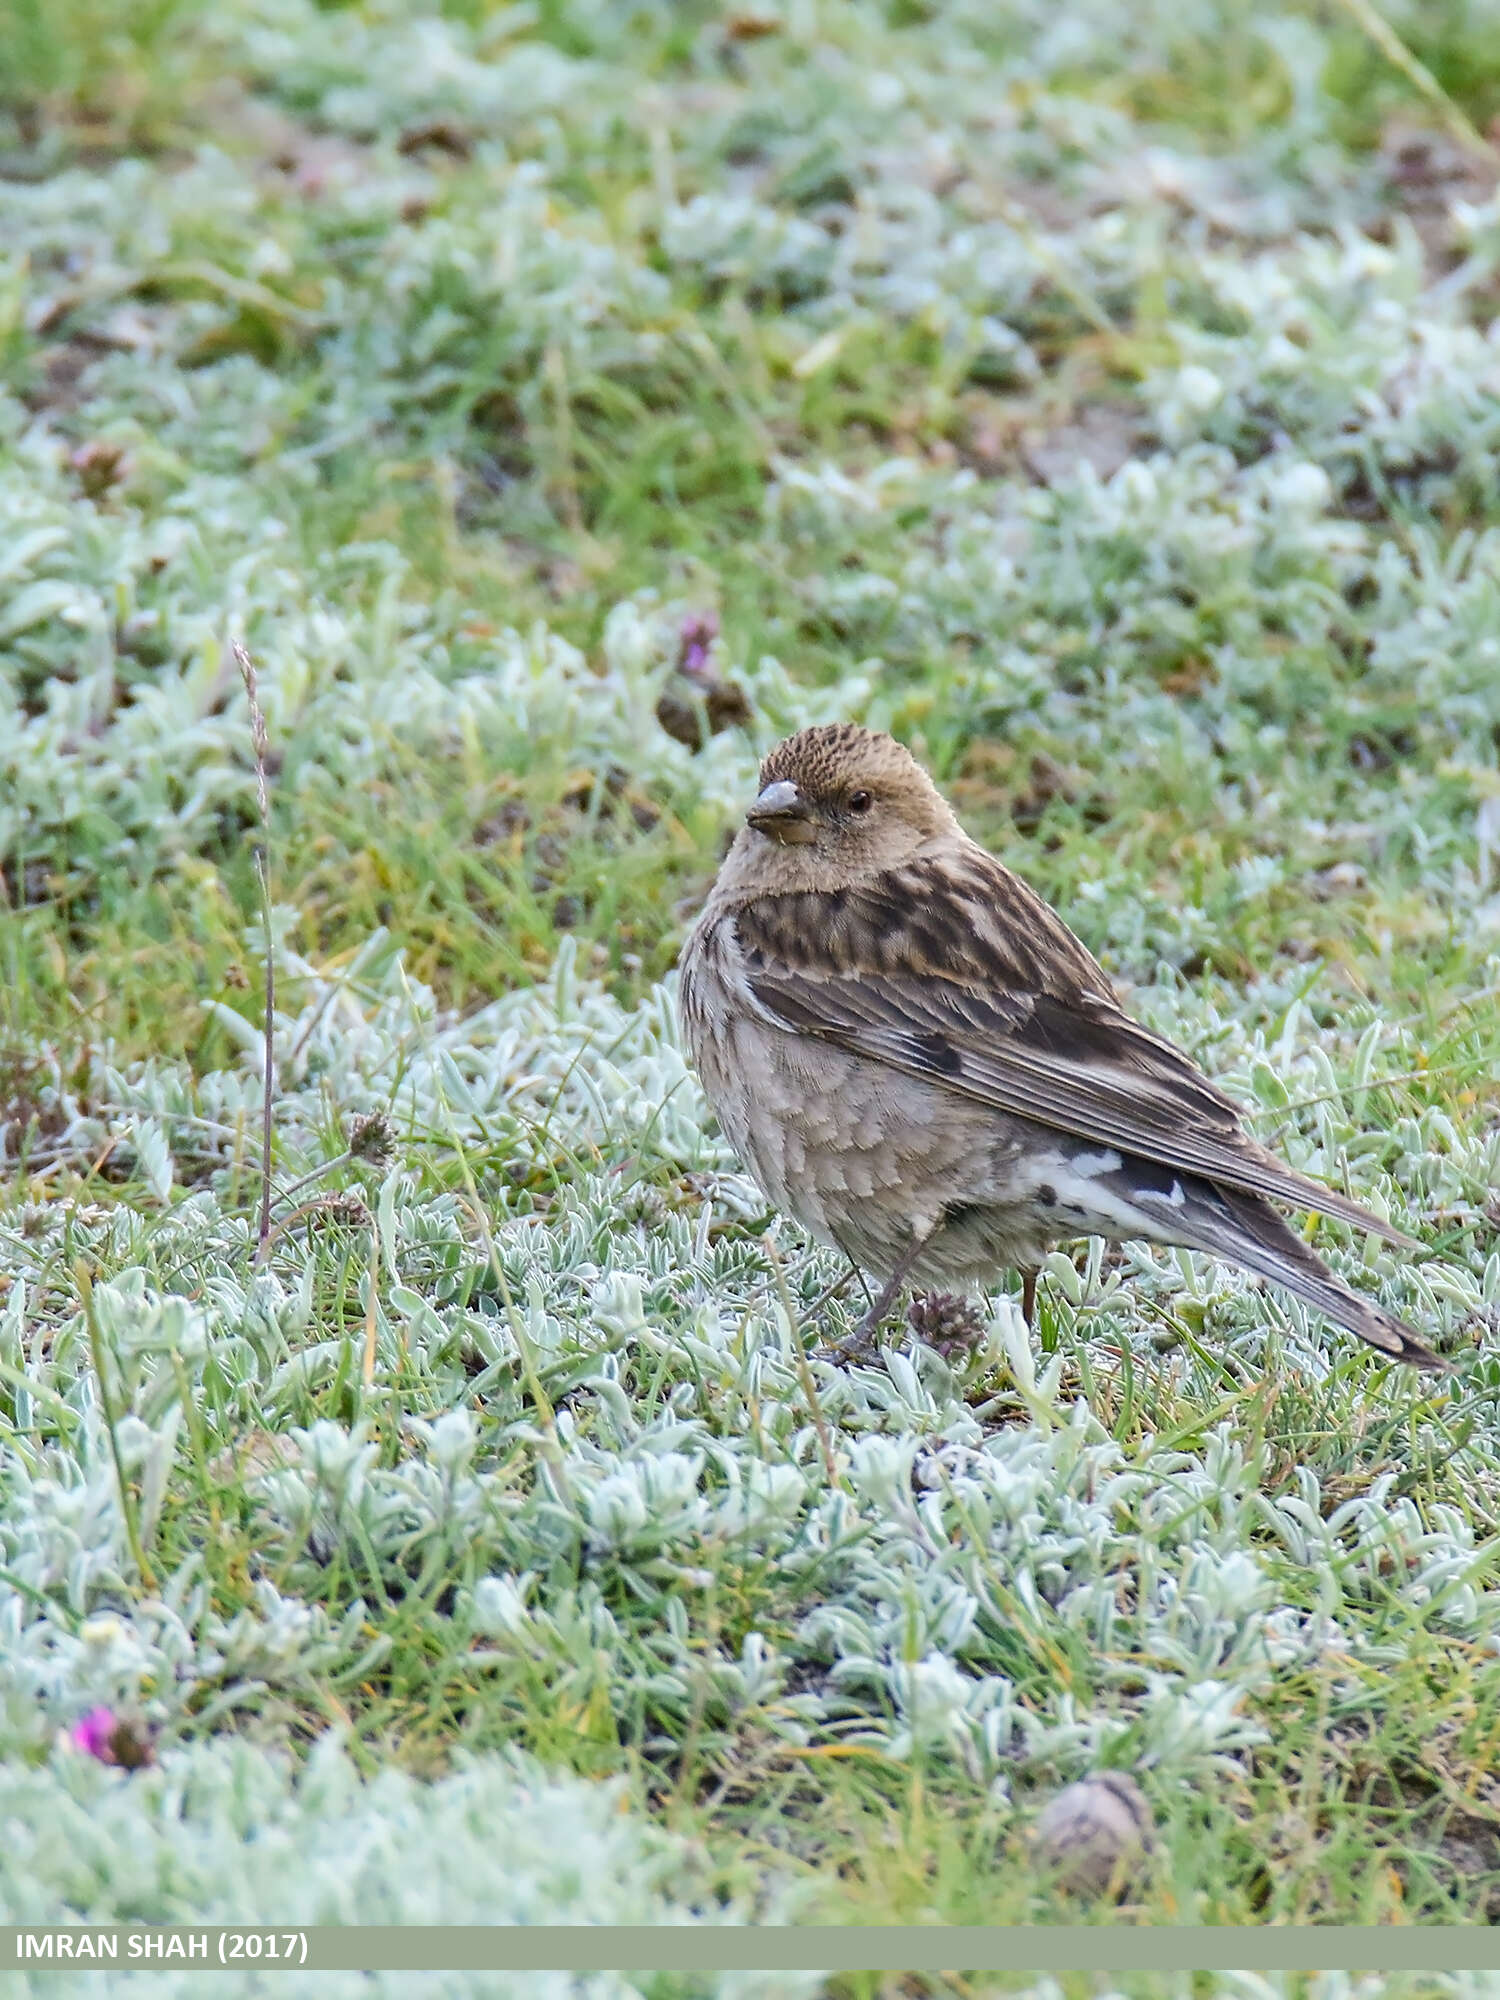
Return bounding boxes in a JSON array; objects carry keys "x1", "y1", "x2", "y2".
[
  {"x1": 69, "y1": 1707, "x2": 153, "y2": 1769},
  {"x1": 70, "y1": 1708, "x2": 119, "y2": 1761}
]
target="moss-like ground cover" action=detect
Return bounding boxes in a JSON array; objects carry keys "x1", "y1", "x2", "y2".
[{"x1": 4, "y1": 0, "x2": 1500, "y2": 1987}]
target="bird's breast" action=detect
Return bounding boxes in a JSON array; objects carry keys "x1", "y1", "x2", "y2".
[{"x1": 678, "y1": 912, "x2": 1027, "y2": 1266}]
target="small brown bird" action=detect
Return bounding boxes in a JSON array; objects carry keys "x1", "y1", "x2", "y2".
[{"x1": 678, "y1": 723, "x2": 1443, "y2": 1368}]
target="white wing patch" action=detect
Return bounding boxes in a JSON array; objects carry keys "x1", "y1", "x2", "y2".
[
  {"x1": 1037, "y1": 1153, "x2": 1189, "y2": 1247},
  {"x1": 1135, "y1": 1178, "x2": 1186, "y2": 1209}
]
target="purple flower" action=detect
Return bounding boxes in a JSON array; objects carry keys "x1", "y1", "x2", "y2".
[
  {"x1": 71, "y1": 1708, "x2": 120, "y2": 1762},
  {"x1": 69, "y1": 1706, "x2": 153, "y2": 1769},
  {"x1": 677, "y1": 610, "x2": 720, "y2": 680}
]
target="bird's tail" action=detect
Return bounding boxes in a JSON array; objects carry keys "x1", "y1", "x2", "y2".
[{"x1": 1163, "y1": 1178, "x2": 1447, "y2": 1370}]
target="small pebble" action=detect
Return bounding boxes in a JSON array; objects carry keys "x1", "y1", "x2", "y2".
[{"x1": 1033, "y1": 1771, "x2": 1153, "y2": 1895}]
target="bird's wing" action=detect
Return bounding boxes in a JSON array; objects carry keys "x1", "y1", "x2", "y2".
[{"x1": 731, "y1": 846, "x2": 1418, "y2": 1250}]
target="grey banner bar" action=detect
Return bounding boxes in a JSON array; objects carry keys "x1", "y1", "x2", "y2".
[{"x1": 4, "y1": 1928, "x2": 1500, "y2": 1972}]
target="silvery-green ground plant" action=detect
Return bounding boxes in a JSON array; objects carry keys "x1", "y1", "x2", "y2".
[{"x1": 3, "y1": 0, "x2": 1500, "y2": 1961}]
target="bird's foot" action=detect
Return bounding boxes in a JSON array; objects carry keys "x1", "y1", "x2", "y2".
[
  {"x1": 818, "y1": 1288, "x2": 903, "y2": 1364},
  {"x1": 814, "y1": 1233, "x2": 939, "y2": 1364},
  {"x1": 817, "y1": 1309, "x2": 887, "y2": 1365}
]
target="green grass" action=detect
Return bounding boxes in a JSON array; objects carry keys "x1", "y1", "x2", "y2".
[{"x1": 3, "y1": 0, "x2": 1500, "y2": 1972}]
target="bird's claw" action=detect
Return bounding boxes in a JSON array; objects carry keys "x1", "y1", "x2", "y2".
[
  {"x1": 814, "y1": 1306, "x2": 896, "y2": 1364},
  {"x1": 814, "y1": 1328, "x2": 880, "y2": 1365}
]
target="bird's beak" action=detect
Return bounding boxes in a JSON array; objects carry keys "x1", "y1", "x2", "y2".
[{"x1": 745, "y1": 779, "x2": 817, "y2": 844}]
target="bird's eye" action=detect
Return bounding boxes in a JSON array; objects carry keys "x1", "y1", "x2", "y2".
[{"x1": 848, "y1": 790, "x2": 873, "y2": 815}]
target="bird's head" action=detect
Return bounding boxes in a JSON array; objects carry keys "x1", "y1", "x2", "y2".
[{"x1": 718, "y1": 724, "x2": 960, "y2": 896}]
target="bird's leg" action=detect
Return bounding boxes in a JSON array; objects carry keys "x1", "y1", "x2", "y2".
[
  {"x1": 801, "y1": 1262, "x2": 861, "y2": 1322},
  {"x1": 820, "y1": 1235, "x2": 874, "y2": 1310},
  {"x1": 1020, "y1": 1267, "x2": 1039, "y2": 1330},
  {"x1": 832, "y1": 1225, "x2": 939, "y2": 1357},
  {"x1": 810, "y1": 1240, "x2": 874, "y2": 1329}
]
